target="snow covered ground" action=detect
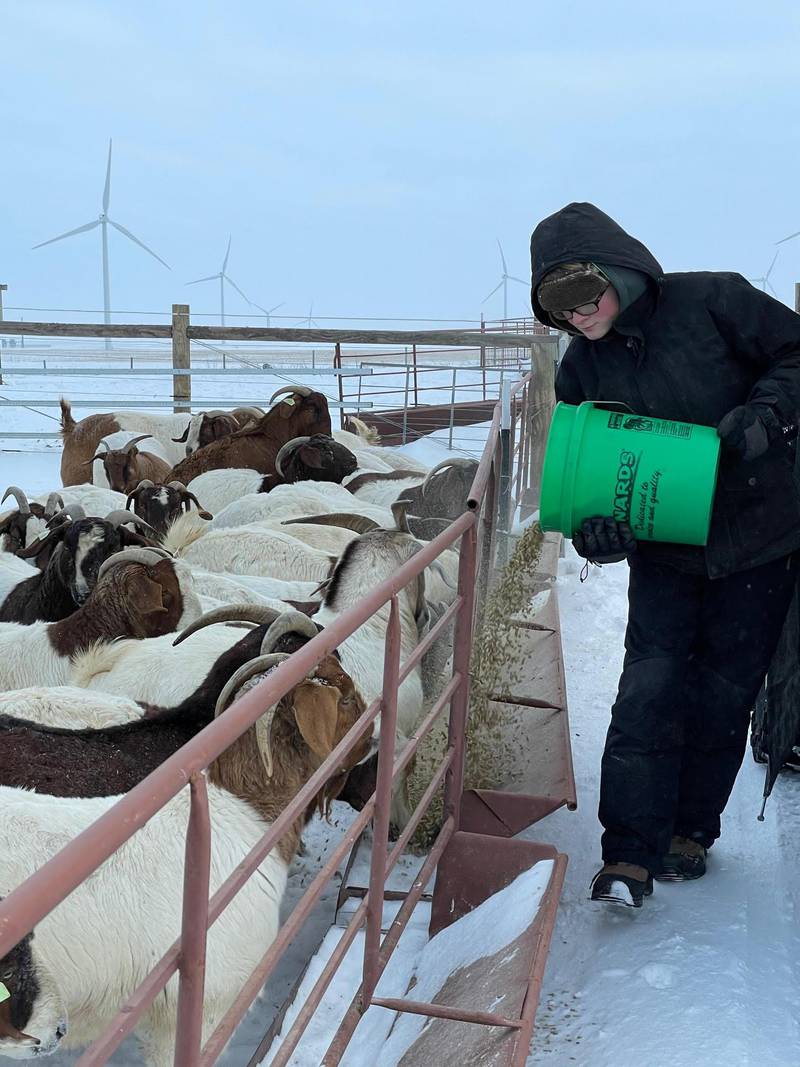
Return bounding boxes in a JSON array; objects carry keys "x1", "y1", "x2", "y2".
[{"x1": 526, "y1": 547, "x2": 800, "y2": 1066}]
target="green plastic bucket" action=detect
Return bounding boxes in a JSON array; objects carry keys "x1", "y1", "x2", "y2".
[{"x1": 540, "y1": 401, "x2": 721, "y2": 545}]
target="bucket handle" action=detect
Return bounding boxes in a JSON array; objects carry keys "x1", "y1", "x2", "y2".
[{"x1": 591, "y1": 401, "x2": 635, "y2": 415}]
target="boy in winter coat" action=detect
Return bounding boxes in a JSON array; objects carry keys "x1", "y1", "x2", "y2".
[{"x1": 530, "y1": 202, "x2": 800, "y2": 908}]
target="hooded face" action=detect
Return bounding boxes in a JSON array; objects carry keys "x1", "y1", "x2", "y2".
[
  {"x1": 564, "y1": 284, "x2": 621, "y2": 340},
  {"x1": 529, "y1": 202, "x2": 662, "y2": 335}
]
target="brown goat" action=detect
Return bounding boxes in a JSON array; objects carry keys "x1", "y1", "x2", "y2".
[
  {"x1": 168, "y1": 387, "x2": 332, "y2": 484},
  {"x1": 58, "y1": 400, "x2": 193, "y2": 486},
  {"x1": 90, "y1": 437, "x2": 173, "y2": 494},
  {"x1": 171, "y1": 407, "x2": 265, "y2": 456}
]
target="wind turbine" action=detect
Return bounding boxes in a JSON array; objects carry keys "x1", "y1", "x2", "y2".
[
  {"x1": 482, "y1": 239, "x2": 529, "y2": 320},
  {"x1": 748, "y1": 251, "x2": 780, "y2": 297},
  {"x1": 776, "y1": 228, "x2": 800, "y2": 247},
  {"x1": 295, "y1": 302, "x2": 320, "y2": 328},
  {"x1": 252, "y1": 301, "x2": 285, "y2": 326},
  {"x1": 186, "y1": 236, "x2": 253, "y2": 327},
  {"x1": 32, "y1": 139, "x2": 170, "y2": 349}
]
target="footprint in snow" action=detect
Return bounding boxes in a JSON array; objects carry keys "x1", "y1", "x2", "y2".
[{"x1": 637, "y1": 962, "x2": 675, "y2": 989}]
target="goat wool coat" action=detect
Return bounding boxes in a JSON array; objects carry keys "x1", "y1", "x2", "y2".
[{"x1": 530, "y1": 202, "x2": 800, "y2": 578}]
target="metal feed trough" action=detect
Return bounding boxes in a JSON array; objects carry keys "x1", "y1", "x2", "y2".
[{"x1": 0, "y1": 313, "x2": 573, "y2": 1066}]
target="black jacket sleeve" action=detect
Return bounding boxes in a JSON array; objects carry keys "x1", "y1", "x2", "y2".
[{"x1": 708, "y1": 272, "x2": 800, "y2": 423}]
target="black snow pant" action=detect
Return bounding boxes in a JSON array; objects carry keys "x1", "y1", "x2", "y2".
[{"x1": 600, "y1": 552, "x2": 797, "y2": 874}]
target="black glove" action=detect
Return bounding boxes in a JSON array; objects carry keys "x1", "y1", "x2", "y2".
[
  {"x1": 572, "y1": 516, "x2": 637, "y2": 564},
  {"x1": 716, "y1": 402, "x2": 786, "y2": 462}
]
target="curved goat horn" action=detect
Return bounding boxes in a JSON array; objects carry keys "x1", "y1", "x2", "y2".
[
  {"x1": 214, "y1": 652, "x2": 293, "y2": 776},
  {"x1": 123, "y1": 435, "x2": 152, "y2": 454},
  {"x1": 259, "y1": 611, "x2": 320, "y2": 655},
  {"x1": 274, "y1": 436, "x2": 311, "y2": 478},
  {"x1": 421, "y1": 458, "x2": 476, "y2": 495},
  {"x1": 2, "y1": 486, "x2": 31, "y2": 515},
  {"x1": 44, "y1": 492, "x2": 65, "y2": 518},
  {"x1": 97, "y1": 546, "x2": 174, "y2": 583},
  {"x1": 269, "y1": 385, "x2": 312, "y2": 404},
  {"x1": 47, "y1": 504, "x2": 86, "y2": 526},
  {"x1": 391, "y1": 498, "x2": 412, "y2": 533},
  {"x1": 16, "y1": 523, "x2": 67, "y2": 558},
  {"x1": 172, "y1": 422, "x2": 192, "y2": 443},
  {"x1": 172, "y1": 603, "x2": 282, "y2": 647},
  {"x1": 282, "y1": 513, "x2": 380, "y2": 534},
  {"x1": 126, "y1": 479, "x2": 155, "y2": 509},
  {"x1": 103, "y1": 510, "x2": 155, "y2": 532}
]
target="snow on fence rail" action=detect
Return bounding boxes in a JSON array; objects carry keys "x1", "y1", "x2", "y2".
[{"x1": 0, "y1": 317, "x2": 556, "y2": 1065}]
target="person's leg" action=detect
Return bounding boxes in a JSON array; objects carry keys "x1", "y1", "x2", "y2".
[
  {"x1": 599, "y1": 556, "x2": 703, "y2": 874},
  {"x1": 675, "y1": 554, "x2": 797, "y2": 846}
]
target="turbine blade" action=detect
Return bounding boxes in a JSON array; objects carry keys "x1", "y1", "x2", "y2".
[
  {"x1": 766, "y1": 250, "x2": 779, "y2": 278},
  {"x1": 223, "y1": 274, "x2": 252, "y2": 304},
  {"x1": 508, "y1": 274, "x2": 529, "y2": 286},
  {"x1": 32, "y1": 219, "x2": 100, "y2": 249},
  {"x1": 496, "y1": 238, "x2": 508, "y2": 274},
  {"x1": 482, "y1": 280, "x2": 504, "y2": 303},
  {"x1": 103, "y1": 139, "x2": 113, "y2": 214},
  {"x1": 776, "y1": 229, "x2": 800, "y2": 245},
  {"x1": 107, "y1": 219, "x2": 170, "y2": 268},
  {"x1": 268, "y1": 302, "x2": 285, "y2": 313},
  {"x1": 767, "y1": 281, "x2": 779, "y2": 297},
  {"x1": 222, "y1": 235, "x2": 232, "y2": 274},
  {"x1": 186, "y1": 273, "x2": 219, "y2": 285}
]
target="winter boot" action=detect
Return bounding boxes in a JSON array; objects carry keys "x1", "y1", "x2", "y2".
[
  {"x1": 589, "y1": 862, "x2": 653, "y2": 908},
  {"x1": 656, "y1": 835, "x2": 707, "y2": 882}
]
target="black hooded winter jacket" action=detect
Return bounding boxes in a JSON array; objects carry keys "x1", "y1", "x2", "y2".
[{"x1": 530, "y1": 202, "x2": 800, "y2": 578}]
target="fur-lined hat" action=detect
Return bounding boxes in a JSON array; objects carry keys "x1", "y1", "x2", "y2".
[{"x1": 537, "y1": 262, "x2": 608, "y2": 312}]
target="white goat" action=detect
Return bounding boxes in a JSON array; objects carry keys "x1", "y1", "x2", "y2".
[
  {"x1": 0, "y1": 686, "x2": 143, "y2": 728},
  {"x1": 0, "y1": 652, "x2": 368, "y2": 1067}
]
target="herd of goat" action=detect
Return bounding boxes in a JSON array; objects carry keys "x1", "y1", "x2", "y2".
[{"x1": 0, "y1": 385, "x2": 477, "y2": 1066}]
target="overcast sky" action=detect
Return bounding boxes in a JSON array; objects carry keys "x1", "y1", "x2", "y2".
[{"x1": 3, "y1": 1, "x2": 799, "y2": 326}]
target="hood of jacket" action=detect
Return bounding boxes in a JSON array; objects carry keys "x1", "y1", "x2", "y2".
[{"x1": 530, "y1": 202, "x2": 664, "y2": 333}]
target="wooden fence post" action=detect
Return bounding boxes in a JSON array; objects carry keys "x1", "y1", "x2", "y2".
[{"x1": 172, "y1": 303, "x2": 190, "y2": 414}]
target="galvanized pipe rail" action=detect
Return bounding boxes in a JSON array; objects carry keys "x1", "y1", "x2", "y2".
[{"x1": 0, "y1": 367, "x2": 550, "y2": 1066}]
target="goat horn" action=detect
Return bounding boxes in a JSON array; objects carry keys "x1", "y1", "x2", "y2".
[
  {"x1": 47, "y1": 504, "x2": 86, "y2": 526},
  {"x1": 269, "y1": 385, "x2": 312, "y2": 404},
  {"x1": 123, "y1": 434, "x2": 152, "y2": 454},
  {"x1": 97, "y1": 547, "x2": 174, "y2": 583},
  {"x1": 2, "y1": 486, "x2": 31, "y2": 515},
  {"x1": 126, "y1": 479, "x2": 155, "y2": 509},
  {"x1": 103, "y1": 510, "x2": 155, "y2": 532},
  {"x1": 215, "y1": 652, "x2": 294, "y2": 777},
  {"x1": 237, "y1": 407, "x2": 264, "y2": 419},
  {"x1": 172, "y1": 423, "x2": 191, "y2": 443},
  {"x1": 391, "y1": 498, "x2": 412, "y2": 533},
  {"x1": 214, "y1": 652, "x2": 290, "y2": 715},
  {"x1": 282, "y1": 513, "x2": 380, "y2": 535},
  {"x1": 172, "y1": 603, "x2": 282, "y2": 647},
  {"x1": 44, "y1": 492, "x2": 64, "y2": 518},
  {"x1": 421, "y1": 458, "x2": 476, "y2": 495},
  {"x1": 259, "y1": 611, "x2": 319, "y2": 655},
  {"x1": 167, "y1": 480, "x2": 188, "y2": 490},
  {"x1": 86, "y1": 439, "x2": 112, "y2": 462},
  {"x1": 16, "y1": 523, "x2": 67, "y2": 558},
  {"x1": 274, "y1": 436, "x2": 311, "y2": 478}
]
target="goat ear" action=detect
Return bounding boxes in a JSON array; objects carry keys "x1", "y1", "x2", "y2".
[
  {"x1": 291, "y1": 682, "x2": 340, "y2": 759},
  {"x1": 132, "y1": 573, "x2": 168, "y2": 617},
  {"x1": 213, "y1": 415, "x2": 238, "y2": 437},
  {"x1": 297, "y1": 444, "x2": 325, "y2": 470}
]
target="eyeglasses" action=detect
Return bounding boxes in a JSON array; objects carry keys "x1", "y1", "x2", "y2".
[{"x1": 550, "y1": 284, "x2": 609, "y2": 321}]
